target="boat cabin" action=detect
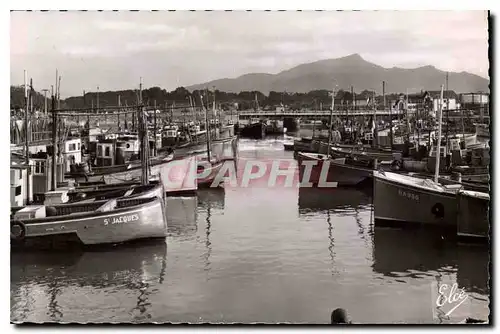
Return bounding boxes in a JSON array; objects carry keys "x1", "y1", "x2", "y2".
[
  {"x1": 364, "y1": 132, "x2": 374, "y2": 142},
  {"x1": 427, "y1": 145, "x2": 450, "y2": 173},
  {"x1": 96, "y1": 140, "x2": 116, "y2": 167},
  {"x1": 164, "y1": 128, "x2": 178, "y2": 139},
  {"x1": 63, "y1": 138, "x2": 82, "y2": 172},
  {"x1": 188, "y1": 124, "x2": 201, "y2": 135},
  {"x1": 11, "y1": 152, "x2": 65, "y2": 206},
  {"x1": 10, "y1": 164, "x2": 32, "y2": 207}
]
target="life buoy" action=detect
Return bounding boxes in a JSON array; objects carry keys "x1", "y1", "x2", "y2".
[
  {"x1": 11, "y1": 220, "x2": 26, "y2": 241},
  {"x1": 431, "y1": 203, "x2": 445, "y2": 219}
]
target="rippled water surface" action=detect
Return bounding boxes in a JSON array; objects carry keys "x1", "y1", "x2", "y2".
[{"x1": 11, "y1": 136, "x2": 490, "y2": 324}]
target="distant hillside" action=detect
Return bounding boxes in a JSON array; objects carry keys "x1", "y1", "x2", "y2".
[
  {"x1": 10, "y1": 86, "x2": 53, "y2": 110},
  {"x1": 12, "y1": 54, "x2": 488, "y2": 111},
  {"x1": 186, "y1": 54, "x2": 489, "y2": 94}
]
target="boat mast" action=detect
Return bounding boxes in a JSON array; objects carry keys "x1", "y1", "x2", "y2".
[
  {"x1": 312, "y1": 98, "x2": 317, "y2": 138},
  {"x1": 23, "y1": 71, "x2": 29, "y2": 165},
  {"x1": 212, "y1": 86, "x2": 217, "y2": 123},
  {"x1": 201, "y1": 91, "x2": 211, "y2": 162},
  {"x1": 347, "y1": 86, "x2": 352, "y2": 133},
  {"x1": 445, "y1": 72, "x2": 449, "y2": 151},
  {"x1": 51, "y1": 90, "x2": 57, "y2": 191},
  {"x1": 434, "y1": 85, "x2": 444, "y2": 183},
  {"x1": 327, "y1": 86, "x2": 335, "y2": 158},
  {"x1": 405, "y1": 88, "x2": 410, "y2": 142},
  {"x1": 55, "y1": 69, "x2": 59, "y2": 109},
  {"x1": 372, "y1": 90, "x2": 377, "y2": 148},
  {"x1": 384, "y1": 81, "x2": 393, "y2": 149},
  {"x1": 153, "y1": 99, "x2": 157, "y2": 157},
  {"x1": 138, "y1": 77, "x2": 150, "y2": 185},
  {"x1": 416, "y1": 90, "x2": 420, "y2": 149},
  {"x1": 23, "y1": 72, "x2": 30, "y2": 203},
  {"x1": 461, "y1": 97, "x2": 466, "y2": 144},
  {"x1": 118, "y1": 95, "x2": 121, "y2": 129}
]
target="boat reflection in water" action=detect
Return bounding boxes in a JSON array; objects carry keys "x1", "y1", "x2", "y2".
[
  {"x1": 372, "y1": 227, "x2": 489, "y2": 295},
  {"x1": 297, "y1": 187, "x2": 372, "y2": 214},
  {"x1": 297, "y1": 187, "x2": 374, "y2": 276},
  {"x1": 197, "y1": 188, "x2": 225, "y2": 210},
  {"x1": 11, "y1": 241, "x2": 167, "y2": 323},
  {"x1": 166, "y1": 196, "x2": 198, "y2": 237},
  {"x1": 196, "y1": 188, "x2": 225, "y2": 273}
]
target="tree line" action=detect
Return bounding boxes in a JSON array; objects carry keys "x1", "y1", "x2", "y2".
[{"x1": 11, "y1": 85, "x2": 460, "y2": 112}]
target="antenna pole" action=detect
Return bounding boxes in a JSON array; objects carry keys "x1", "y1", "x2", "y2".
[{"x1": 327, "y1": 86, "x2": 335, "y2": 157}]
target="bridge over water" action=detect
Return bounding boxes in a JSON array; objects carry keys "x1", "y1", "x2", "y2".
[{"x1": 235, "y1": 109, "x2": 489, "y2": 121}]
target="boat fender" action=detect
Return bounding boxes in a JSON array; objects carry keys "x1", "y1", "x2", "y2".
[
  {"x1": 46, "y1": 206, "x2": 58, "y2": 217},
  {"x1": 391, "y1": 160, "x2": 402, "y2": 171},
  {"x1": 11, "y1": 220, "x2": 26, "y2": 241},
  {"x1": 431, "y1": 203, "x2": 445, "y2": 219}
]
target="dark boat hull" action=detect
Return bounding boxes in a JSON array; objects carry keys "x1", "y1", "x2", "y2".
[
  {"x1": 297, "y1": 152, "x2": 373, "y2": 187},
  {"x1": 373, "y1": 171, "x2": 458, "y2": 227},
  {"x1": 197, "y1": 160, "x2": 227, "y2": 188},
  {"x1": 457, "y1": 190, "x2": 490, "y2": 240},
  {"x1": 293, "y1": 139, "x2": 315, "y2": 153},
  {"x1": 240, "y1": 122, "x2": 265, "y2": 139}
]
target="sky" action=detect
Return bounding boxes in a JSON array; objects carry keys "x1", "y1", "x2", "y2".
[{"x1": 10, "y1": 11, "x2": 489, "y2": 97}]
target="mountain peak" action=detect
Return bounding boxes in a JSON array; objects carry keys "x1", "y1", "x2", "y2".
[
  {"x1": 343, "y1": 53, "x2": 364, "y2": 60},
  {"x1": 333, "y1": 53, "x2": 373, "y2": 67}
]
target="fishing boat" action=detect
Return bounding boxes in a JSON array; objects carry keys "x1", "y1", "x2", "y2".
[
  {"x1": 240, "y1": 118, "x2": 266, "y2": 139},
  {"x1": 373, "y1": 86, "x2": 490, "y2": 238},
  {"x1": 298, "y1": 152, "x2": 374, "y2": 187},
  {"x1": 373, "y1": 86, "x2": 459, "y2": 227},
  {"x1": 13, "y1": 181, "x2": 165, "y2": 208},
  {"x1": 11, "y1": 96, "x2": 169, "y2": 250},
  {"x1": 330, "y1": 145, "x2": 396, "y2": 163},
  {"x1": 406, "y1": 173, "x2": 489, "y2": 193},
  {"x1": 373, "y1": 171, "x2": 489, "y2": 236},
  {"x1": 73, "y1": 107, "x2": 199, "y2": 194},
  {"x1": 71, "y1": 150, "x2": 174, "y2": 178},
  {"x1": 100, "y1": 154, "x2": 198, "y2": 194},
  {"x1": 293, "y1": 137, "x2": 316, "y2": 153},
  {"x1": 161, "y1": 123, "x2": 180, "y2": 148},
  {"x1": 297, "y1": 87, "x2": 388, "y2": 188},
  {"x1": 373, "y1": 170, "x2": 460, "y2": 227},
  {"x1": 475, "y1": 123, "x2": 490, "y2": 139},
  {"x1": 197, "y1": 159, "x2": 226, "y2": 188},
  {"x1": 265, "y1": 119, "x2": 286, "y2": 135},
  {"x1": 194, "y1": 89, "x2": 232, "y2": 189},
  {"x1": 173, "y1": 135, "x2": 237, "y2": 159},
  {"x1": 10, "y1": 196, "x2": 167, "y2": 249}
]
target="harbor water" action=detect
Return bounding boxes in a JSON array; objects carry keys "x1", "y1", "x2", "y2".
[{"x1": 10, "y1": 136, "x2": 490, "y2": 324}]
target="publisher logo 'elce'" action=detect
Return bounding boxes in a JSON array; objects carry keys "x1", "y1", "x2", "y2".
[{"x1": 432, "y1": 282, "x2": 470, "y2": 322}]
